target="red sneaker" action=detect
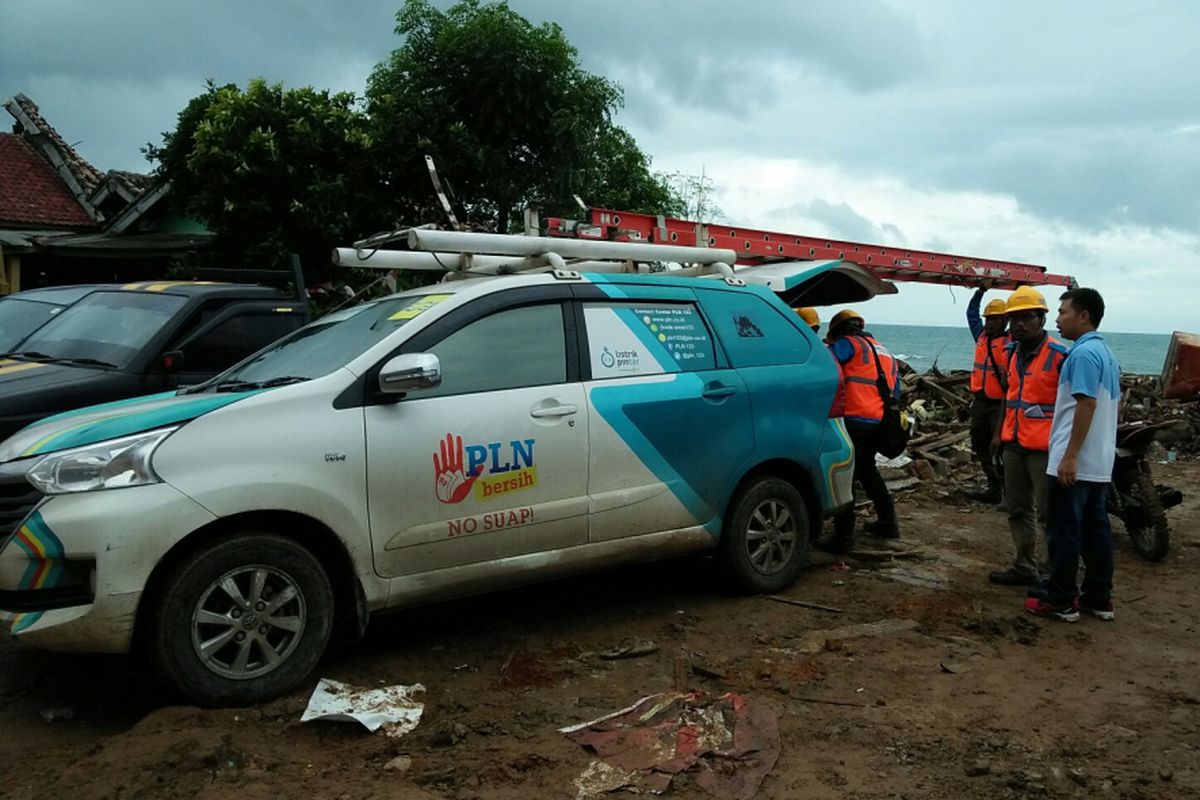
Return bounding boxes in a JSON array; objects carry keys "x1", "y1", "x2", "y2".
[
  {"x1": 1024, "y1": 596, "x2": 1080, "y2": 622},
  {"x1": 1080, "y1": 598, "x2": 1115, "y2": 621}
]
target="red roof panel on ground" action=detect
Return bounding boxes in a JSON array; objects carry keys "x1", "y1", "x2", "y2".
[{"x1": 0, "y1": 133, "x2": 97, "y2": 228}]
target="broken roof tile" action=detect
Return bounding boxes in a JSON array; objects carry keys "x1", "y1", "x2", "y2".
[{"x1": 0, "y1": 133, "x2": 99, "y2": 228}]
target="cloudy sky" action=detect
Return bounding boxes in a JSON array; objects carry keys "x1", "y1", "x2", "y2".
[{"x1": 3, "y1": 1, "x2": 1198, "y2": 334}]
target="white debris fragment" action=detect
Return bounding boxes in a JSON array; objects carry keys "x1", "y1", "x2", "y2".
[{"x1": 300, "y1": 678, "x2": 426, "y2": 738}]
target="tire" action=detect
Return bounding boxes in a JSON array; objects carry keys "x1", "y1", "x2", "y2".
[
  {"x1": 146, "y1": 533, "x2": 334, "y2": 707},
  {"x1": 1125, "y1": 470, "x2": 1170, "y2": 562},
  {"x1": 720, "y1": 477, "x2": 810, "y2": 593}
]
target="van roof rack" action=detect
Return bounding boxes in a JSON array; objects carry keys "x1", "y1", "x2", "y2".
[{"x1": 333, "y1": 223, "x2": 896, "y2": 306}]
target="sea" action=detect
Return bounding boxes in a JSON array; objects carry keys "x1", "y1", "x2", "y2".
[{"x1": 866, "y1": 324, "x2": 1170, "y2": 377}]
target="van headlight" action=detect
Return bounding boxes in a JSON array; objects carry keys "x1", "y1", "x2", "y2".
[{"x1": 26, "y1": 427, "x2": 178, "y2": 495}]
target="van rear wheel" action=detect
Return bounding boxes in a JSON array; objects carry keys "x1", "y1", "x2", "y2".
[
  {"x1": 146, "y1": 532, "x2": 333, "y2": 707},
  {"x1": 721, "y1": 477, "x2": 809, "y2": 593}
]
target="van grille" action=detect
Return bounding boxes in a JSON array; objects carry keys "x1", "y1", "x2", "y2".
[{"x1": 0, "y1": 478, "x2": 43, "y2": 539}]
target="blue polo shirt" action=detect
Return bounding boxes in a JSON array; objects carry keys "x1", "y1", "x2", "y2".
[{"x1": 1046, "y1": 331, "x2": 1121, "y2": 482}]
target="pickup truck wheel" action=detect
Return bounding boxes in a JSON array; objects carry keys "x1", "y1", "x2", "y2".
[
  {"x1": 147, "y1": 533, "x2": 333, "y2": 707},
  {"x1": 721, "y1": 477, "x2": 809, "y2": 593}
]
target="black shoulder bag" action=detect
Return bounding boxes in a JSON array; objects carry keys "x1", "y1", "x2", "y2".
[{"x1": 863, "y1": 338, "x2": 909, "y2": 458}]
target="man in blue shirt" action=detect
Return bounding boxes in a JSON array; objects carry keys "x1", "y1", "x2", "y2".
[{"x1": 1025, "y1": 288, "x2": 1121, "y2": 622}]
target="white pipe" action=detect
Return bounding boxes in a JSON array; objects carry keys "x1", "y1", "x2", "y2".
[
  {"x1": 335, "y1": 246, "x2": 739, "y2": 279},
  {"x1": 333, "y1": 248, "x2": 525, "y2": 271},
  {"x1": 407, "y1": 229, "x2": 737, "y2": 265}
]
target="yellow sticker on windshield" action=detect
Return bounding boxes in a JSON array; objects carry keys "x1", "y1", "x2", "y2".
[{"x1": 389, "y1": 294, "x2": 453, "y2": 320}]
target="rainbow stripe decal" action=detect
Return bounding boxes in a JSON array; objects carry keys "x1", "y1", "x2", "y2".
[
  {"x1": 19, "y1": 391, "x2": 257, "y2": 457},
  {"x1": 823, "y1": 418, "x2": 855, "y2": 504},
  {"x1": 0, "y1": 512, "x2": 64, "y2": 634}
]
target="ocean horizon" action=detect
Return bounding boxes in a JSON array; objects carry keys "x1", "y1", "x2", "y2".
[{"x1": 861, "y1": 323, "x2": 1170, "y2": 376}]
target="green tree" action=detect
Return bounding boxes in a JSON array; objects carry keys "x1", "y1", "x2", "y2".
[
  {"x1": 367, "y1": 0, "x2": 673, "y2": 232},
  {"x1": 573, "y1": 127, "x2": 681, "y2": 216},
  {"x1": 661, "y1": 168, "x2": 724, "y2": 221},
  {"x1": 144, "y1": 80, "x2": 235, "y2": 205},
  {"x1": 148, "y1": 79, "x2": 382, "y2": 277}
]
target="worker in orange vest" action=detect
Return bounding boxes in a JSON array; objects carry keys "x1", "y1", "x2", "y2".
[
  {"x1": 988, "y1": 286, "x2": 1069, "y2": 585},
  {"x1": 793, "y1": 306, "x2": 820, "y2": 335},
  {"x1": 816, "y1": 309, "x2": 901, "y2": 553},
  {"x1": 967, "y1": 288, "x2": 1011, "y2": 504}
]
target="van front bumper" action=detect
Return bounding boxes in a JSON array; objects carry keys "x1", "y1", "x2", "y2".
[{"x1": 0, "y1": 479, "x2": 216, "y2": 653}]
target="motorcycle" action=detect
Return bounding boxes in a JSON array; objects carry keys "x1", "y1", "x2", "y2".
[{"x1": 1108, "y1": 421, "x2": 1184, "y2": 561}]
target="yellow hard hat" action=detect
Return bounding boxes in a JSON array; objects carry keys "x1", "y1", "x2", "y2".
[
  {"x1": 1005, "y1": 286, "x2": 1049, "y2": 314},
  {"x1": 983, "y1": 298, "x2": 1008, "y2": 317},
  {"x1": 830, "y1": 309, "x2": 864, "y2": 329},
  {"x1": 793, "y1": 307, "x2": 820, "y2": 327}
]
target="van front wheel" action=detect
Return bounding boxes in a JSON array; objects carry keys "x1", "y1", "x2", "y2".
[
  {"x1": 146, "y1": 532, "x2": 334, "y2": 707},
  {"x1": 720, "y1": 477, "x2": 809, "y2": 593}
]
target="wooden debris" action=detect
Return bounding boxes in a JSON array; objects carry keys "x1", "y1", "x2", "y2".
[
  {"x1": 790, "y1": 695, "x2": 868, "y2": 708},
  {"x1": 673, "y1": 649, "x2": 690, "y2": 691},
  {"x1": 883, "y1": 364, "x2": 1195, "y2": 497},
  {"x1": 765, "y1": 596, "x2": 844, "y2": 614},
  {"x1": 917, "y1": 376, "x2": 969, "y2": 408},
  {"x1": 850, "y1": 548, "x2": 926, "y2": 562}
]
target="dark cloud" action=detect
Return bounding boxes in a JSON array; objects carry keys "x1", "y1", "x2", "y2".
[
  {"x1": 2, "y1": 0, "x2": 1198, "y2": 245},
  {"x1": 509, "y1": 0, "x2": 931, "y2": 116},
  {"x1": 1, "y1": 1, "x2": 400, "y2": 170},
  {"x1": 0, "y1": 1, "x2": 398, "y2": 86}
]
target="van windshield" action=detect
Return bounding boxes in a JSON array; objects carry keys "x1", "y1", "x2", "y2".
[{"x1": 194, "y1": 293, "x2": 452, "y2": 391}]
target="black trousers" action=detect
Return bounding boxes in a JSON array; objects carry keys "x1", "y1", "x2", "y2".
[
  {"x1": 970, "y1": 394, "x2": 1004, "y2": 485},
  {"x1": 836, "y1": 419, "x2": 896, "y2": 526}
]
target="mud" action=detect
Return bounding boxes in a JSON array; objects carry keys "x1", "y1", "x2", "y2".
[{"x1": 3, "y1": 461, "x2": 1200, "y2": 799}]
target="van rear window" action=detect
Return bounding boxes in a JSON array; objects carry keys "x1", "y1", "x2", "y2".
[{"x1": 583, "y1": 302, "x2": 715, "y2": 378}]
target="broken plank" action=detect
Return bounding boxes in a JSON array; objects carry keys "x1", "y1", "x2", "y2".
[
  {"x1": 765, "y1": 596, "x2": 844, "y2": 614},
  {"x1": 790, "y1": 695, "x2": 868, "y2": 708},
  {"x1": 917, "y1": 376, "x2": 970, "y2": 407},
  {"x1": 915, "y1": 430, "x2": 971, "y2": 451},
  {"x1": 850, "y1": 548, "x2": 926, "y2": 562},
  {"x1": 914, "y1": 448, "x2": 949, "y2": 464}
]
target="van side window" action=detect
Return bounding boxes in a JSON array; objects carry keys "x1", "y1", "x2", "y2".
[
  {"x1": 417, "y1": 303, "x2": 567, "y2": 397},
  {"x1": 695, "y1": 290, "x2": 811, "y2": 368},
  {"x1": 583, "y1": 302, "x2": 715, "y2": 378}
]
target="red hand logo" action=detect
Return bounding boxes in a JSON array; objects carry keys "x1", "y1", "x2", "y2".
[{"x1": 433, "y1": 433, "x2": 482, "y2": 504}]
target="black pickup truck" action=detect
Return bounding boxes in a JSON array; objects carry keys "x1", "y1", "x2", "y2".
[{"x1": 0, "y1": 280, "x2": 309, "y2": 440}]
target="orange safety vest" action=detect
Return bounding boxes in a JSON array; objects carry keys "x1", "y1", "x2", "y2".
[
  {"x1": 1000, "y1": 335, "x2": 1068, "y2": 451},
  {"x1": 971, "y1": 332, "x2": 1011, "y2": 400},
  {"x1": 837, "y1": 335, "x2": 899, "y2": 423}
]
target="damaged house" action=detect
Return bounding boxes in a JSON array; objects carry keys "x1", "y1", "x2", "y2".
[{"x1": 0, "y1": 93, "x2": 210, "y2": 293}]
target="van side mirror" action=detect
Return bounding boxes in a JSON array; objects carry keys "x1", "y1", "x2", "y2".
[
  {"x1": 379, "y1": 353, "x2": 441, "y2": 394},
  {"x1": 161, "y1": 350, "x2": 185, "y2": 373}
]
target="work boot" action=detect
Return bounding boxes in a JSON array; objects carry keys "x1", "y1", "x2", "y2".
[
  {"x1": 864, "y1": 519, "x2": 900, "y2": 539},
  {"x1": 815, "y1": 515, "x2": 856, "y2": 554},
  {"x1": 968, "y1": 478, "x2": 1003, "y2": 504},
  {"x1": 988, "y1": 568, "x2": 1037, "y2": 586}
]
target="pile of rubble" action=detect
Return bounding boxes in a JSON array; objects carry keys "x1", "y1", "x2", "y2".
[{"x1": 883, "y1": 366, "x2": 1199, "y2": 493}]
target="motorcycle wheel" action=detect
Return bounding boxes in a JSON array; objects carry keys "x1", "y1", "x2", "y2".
[{"x1": 1125, "y1": 469, "x2": 1170, "y2": 561}]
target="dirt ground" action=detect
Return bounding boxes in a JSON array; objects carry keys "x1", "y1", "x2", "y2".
[{"x1": 3, "y1": 461, "x2": 1200, "y2": 800}]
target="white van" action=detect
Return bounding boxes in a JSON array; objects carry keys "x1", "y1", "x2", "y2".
[{"x1": 0, "y1": 268, "x2": 866, "y2": 705}]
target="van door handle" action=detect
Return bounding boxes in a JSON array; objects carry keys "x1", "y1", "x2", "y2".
[
  {"x1": 702, "y1": 384, "x2": 737, "y2": 400},
  {"x1": 530, "y1": 403, "x2": 578, "y2": 418}
]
